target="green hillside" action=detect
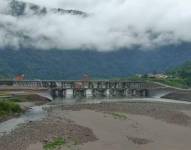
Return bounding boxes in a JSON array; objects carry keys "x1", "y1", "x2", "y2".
[
  {"x1": 167, "y1": 61, "x2": 191, "y2": 87},
  {"x1": 0, "y1": 43, "x2": 191, "y2": 80},
  {"x1": 127, "y1": 61, "x2": 191, "y2": 89}
]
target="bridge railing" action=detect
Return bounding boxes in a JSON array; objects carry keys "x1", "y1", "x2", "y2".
[{"x1": 0, "y1": 80, "x2": 149, "y2": 90}]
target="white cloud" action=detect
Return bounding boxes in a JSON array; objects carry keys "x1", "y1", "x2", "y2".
[{"x1": 0, "y1": 0, "x2": 191, "y2": 50}]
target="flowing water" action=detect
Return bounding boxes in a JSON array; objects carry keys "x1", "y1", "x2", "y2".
[
  {"x1": 0, "y1": 105, "x2": 47, "y2": 137},
  {"x1": 0, "y1": 90, "x2": 191, "y2": 137}
]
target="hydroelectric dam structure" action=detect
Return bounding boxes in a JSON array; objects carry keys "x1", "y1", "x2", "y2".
[{"x1": 0, "y1": 80, "x2": 155, "y2": 99}]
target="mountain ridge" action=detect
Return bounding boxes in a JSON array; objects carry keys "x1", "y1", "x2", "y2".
[
  {"x1": 0, "y1": 43, "x2": 191, "y2": 80},
  {"x1": 4, "y1": 0, "x2": 88, "y2": 17}
]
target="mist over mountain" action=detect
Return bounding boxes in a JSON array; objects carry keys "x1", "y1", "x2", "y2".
[
  {"x1": 0, "y1": 0, "x2": 87, "y2": 17},
  {"x1": 0, "y1": 0, "x2": 89, "y2": 49},
  {"x1": 0, "y1": 0, "x2": 191, "y2": 79},
  {"x1": 7, "y1": 0, "x2": 88, "y2": 17},
  {"x1": 1, "y1": 0, "x2": 191, "y2": 50},
  {"x1": 0, "y1": 44, "x2": 191, "y2": 80}
]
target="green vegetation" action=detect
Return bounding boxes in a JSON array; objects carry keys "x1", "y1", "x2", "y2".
[
  {"x1": 130, "y1": 76, "x2": 189, "y2": 89},
  {"x1": 168, "y1": 61, "x2": 191, "y2": 87},
  {"x1": 0, "y1": 93, "x2": 48, "y2": 121},
  {"x1": 43, "y1": 138, "x2": 65, "y2": 150},
  {"x1": 0, "y1": 95, "x2": 30, "y2": 103},
  {"x1": 127, "y1": 61, "x2": 191, "y2": 89},
  {"x1": 0, "y1": 92, "x2": 10, "y2": 97},
  {"x1": 112, "y1": 112, "x2": 128, "y2": 120},
  {"x1": 151, "y1": 78, "x2": 188, "y2": 88},
  {"x1": 0, "y1": 100, "x2": 22, "y2": 118},
  {"x1": 1, "y1": 45, "x2": 191, "y2": 80},
  {"x1": 0, "y1": 94, "x2": 49, "y2": 103},
  {"x1": 7, "y1": 95, "x2": 34, "y2": 102},
  {"x1": 0, "y1": 92, "x2": 24, "y2": 118},
  {"x1": 151, "y1": 61, "x2": 191, "y2": 88}
]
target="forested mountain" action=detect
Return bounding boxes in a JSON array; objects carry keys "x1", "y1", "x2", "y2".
[
  {"x1": 6, "y1": 0, "x2": 87, "y2": 17},
  {"x1": 1, "y1": 43, "x2": 191, "y2": 80}
]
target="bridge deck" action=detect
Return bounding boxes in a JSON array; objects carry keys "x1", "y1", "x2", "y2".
[{"x1": 0, "y1": 80, "x2": 159, "y2": 99}]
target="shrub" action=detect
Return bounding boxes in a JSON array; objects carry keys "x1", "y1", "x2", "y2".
[{"x1": 0, "y1": 101, "x2": 22, "y2": 117}]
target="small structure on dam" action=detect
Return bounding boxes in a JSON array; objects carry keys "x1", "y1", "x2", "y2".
[{"x1": 1, "y1": 80, "x2": 151, "y2": 99}]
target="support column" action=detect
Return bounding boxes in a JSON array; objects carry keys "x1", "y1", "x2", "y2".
[
  {"x1": 106, "y1": 89, "x2": 110, "y2": 98},
  {"x1": 131, "y1": 89, "x2": 137, "y2": 96},
  {"x1": 58, "y1": 89, "x2": 64, "y2": 98},
  {"x1": 92, "y1": 89, "x2": 106, "y2": 98},
  {"x1": 73, "y1": 89, "x2": 86, "y2": 98},
  {"x1": 86, "y1": 89, "x2": 93, "y2": 98},
  {"x1": 141, "y1": 89, "x2": 149, "y2": 97},
  {"x1": 50, "y1": 89, "x2": 57, "y2": 99},
  {"x1": 146, "y1": 89, "x2": 149, "y2": 97},
  {"x1": 110, "y1": 89, "x2": 116, "y2": 97},
  {"x1": 125, "y1": 89, "x2": 130, "y2": 97},
  {"x1": 65, "y1": 89, "x2": 73, "y2": 99}
]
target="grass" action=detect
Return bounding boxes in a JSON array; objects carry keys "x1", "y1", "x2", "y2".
[
  {"x1": 112, "y1": 112, "x2": 128, "y2": 120},
  {"x1": 149, "y1": 77, "x2": 189, "y2": 89},
  {"x1": 0, "y1": 93, "x2": 9, "y2": 97},
  {"x1": 126, "y1": 76, "x2": 190, "y2": 89},
  {"x1": 0, "y1": 100, "x2": 22, "y2": 117},
  {"x1": 43, "y1": 138, "x2": 65, "y2": 150},
  {"x1": 0, "y1": 94, "x2": 49, "y2": 103},
  {"x1": 7, "y1": 95, "x2": 33, "y2": 102}
]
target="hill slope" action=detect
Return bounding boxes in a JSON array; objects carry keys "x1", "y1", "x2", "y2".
[
  {"x1": 1, "y1": 44, "x2": 191, "y2": 80},
  {"x1": 6, "y1": 0, "x2": 87, "y2": 17}
]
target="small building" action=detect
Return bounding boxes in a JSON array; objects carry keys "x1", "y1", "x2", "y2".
[
  {"x1": 154, "y1": 74, "x2": 168, "y2": 79},
  {"x1": 147, "y1": 73, "x2": 168, "y2": 79},
  {"x1": 15, "y1": 74, "x2": 25, "y2": 81}
]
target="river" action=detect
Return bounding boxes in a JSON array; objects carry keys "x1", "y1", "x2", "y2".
[{"x1": 0, "y1": 93, "x2": 191, "y2": 137}]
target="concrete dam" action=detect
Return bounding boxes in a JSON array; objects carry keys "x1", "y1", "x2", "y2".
[{"x1": 0, "y1": 80, "x2": 162, "y2": 99}]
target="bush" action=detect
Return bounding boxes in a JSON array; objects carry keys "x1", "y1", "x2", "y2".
[
  {"x1": 0, "y1": 101, "x2": 22, "y2": 117},
  {"x1": 43, "y1": 138, "x2": 65, "y2": 150}
]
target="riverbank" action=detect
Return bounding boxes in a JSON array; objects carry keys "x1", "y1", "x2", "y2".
[
  {"x1": 0, "y1": 101, "x2": 22, "y2": 123},
  {"x1": 162, "y1": 91, "x2": 191, "y2": 102},
  {"x1": 0, "y1": 94, "x2": 50, "y2": 123},
  {"x1": 51, "y1": 101, "x2": 191, "y2": 126},
  {"x1": 0, "y1": 100, "x2": 191, "y2": 150},
  {"x1": 0, "y1": 106, "x2": 97, "y2": 150}
]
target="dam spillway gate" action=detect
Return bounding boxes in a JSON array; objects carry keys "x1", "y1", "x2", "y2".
[{"x1": 4, "y1": 80, "x2": 151, "y2": 99}]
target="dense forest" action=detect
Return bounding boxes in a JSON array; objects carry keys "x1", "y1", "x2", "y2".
[{"x1": 0, "y1": 43, "x2": 191, "y2": 80}]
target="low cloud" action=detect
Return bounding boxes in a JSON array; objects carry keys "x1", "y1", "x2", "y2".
[{"x1": 0, "y1": 0, "x2": 191, "y2": 51}]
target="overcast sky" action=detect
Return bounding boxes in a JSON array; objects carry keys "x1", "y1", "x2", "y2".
[{"x1": 0, "y1": 0, "x2": 191, "y2": 51}]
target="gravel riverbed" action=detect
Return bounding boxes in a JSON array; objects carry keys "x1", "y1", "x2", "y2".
[{"x1": 0, "y1": 99, "x2": 191, "y2": 150}]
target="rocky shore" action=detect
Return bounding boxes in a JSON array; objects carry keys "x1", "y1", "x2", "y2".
[
  {"x1": 0, "y1": 99, "x2": 191, "y2": 150},
  {"x1": 50, "y1": 101, "x2": 191, "y2": 126},
  {"x1": 0, "y1": 116, "x2": 96, "y2": 150},
  {"x1": 0, "y1": 94, "x2": 50, "y2": 123}
]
